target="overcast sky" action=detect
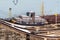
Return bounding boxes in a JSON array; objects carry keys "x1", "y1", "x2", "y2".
[{"x1": 0, "y1": 0, "x2": 60, "y2": 18}]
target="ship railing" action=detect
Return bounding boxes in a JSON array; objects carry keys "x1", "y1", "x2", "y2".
[{"x1": 0, "y1": 19, "x2": 31, "y2": 33}]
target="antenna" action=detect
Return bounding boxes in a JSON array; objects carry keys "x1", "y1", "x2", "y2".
[{"x1": 13, "y1": 0, "x2": 18, "y2": 5}]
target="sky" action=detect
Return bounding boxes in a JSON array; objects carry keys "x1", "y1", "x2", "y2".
[{"x1": 0, "y1": 0, "x2": 60, "y2": 18}]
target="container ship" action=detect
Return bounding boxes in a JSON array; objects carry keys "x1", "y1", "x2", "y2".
[{"x1": 0, "y1": 0, "x2": 60, "y2": 40}]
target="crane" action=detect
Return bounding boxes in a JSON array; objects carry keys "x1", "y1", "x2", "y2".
[
  {"x1": 13, "y1": 0, "x2": 18, "y2": 5},
  {"x1": 41, "y1": 0, "x2": 44, "y2": 16},
  {"x1": 8, "y1": 0, "x2": 18, "y2": 18},
  {"x1": 8, "y1": 8, "x2": 12, "y2": 18}
]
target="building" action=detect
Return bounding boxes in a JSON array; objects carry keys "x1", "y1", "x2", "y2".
[{"x1": 41, "y1": 14, "x2": 60, "y2": 24}]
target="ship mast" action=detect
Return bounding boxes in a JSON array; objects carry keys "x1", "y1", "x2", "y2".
[{"x1": 41, "y1": 0, "x2": 44, "y2": 16}]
